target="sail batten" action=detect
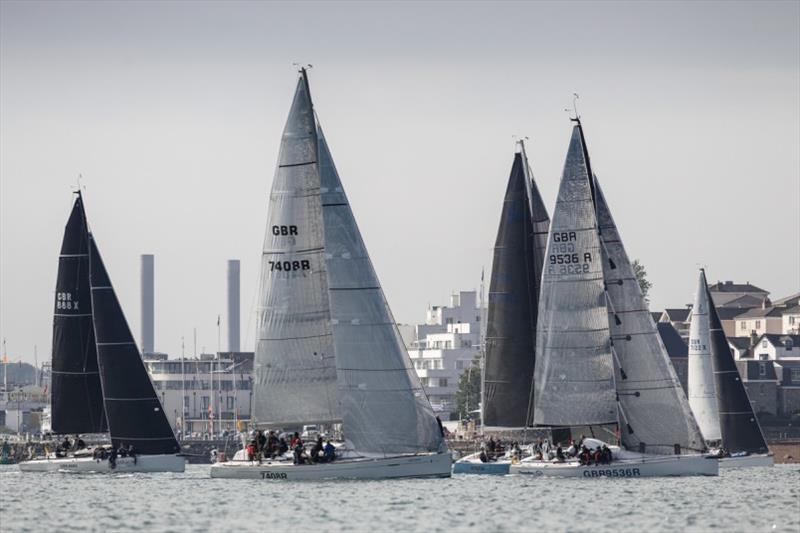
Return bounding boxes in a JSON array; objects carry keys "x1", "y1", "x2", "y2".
[{"x1": 50, "y1": 193, "x2": 107, "y2": 435}]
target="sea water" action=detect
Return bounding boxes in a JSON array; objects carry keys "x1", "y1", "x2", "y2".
[{"x1": 1, "y1": 464, "x2": 798, "y2": 532}]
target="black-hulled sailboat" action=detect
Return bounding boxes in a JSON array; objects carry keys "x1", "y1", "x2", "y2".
[
  {"x1": 510, "y1": 118, "x2": 717, "y2": 478},
  {"x1": 453, "y1": 140, "x2": 550, "y2": 474},
  {"x1": 20, "y1": 193, "x2": 184, "y2": 472},
  {"x1": 688, "y1": 269, "x2": 773, "y2": 468}
]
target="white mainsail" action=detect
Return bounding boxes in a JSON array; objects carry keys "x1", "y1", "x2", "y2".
[
  {"x1": 688, "y1": 269, "x2": 722, "y2": 442},
  {"x1": 595, "y1": 180, "x2": 707, "y2": 454},
  {"x1": 318, "y1": 122, "x2": 443, "y2": 455},
  {"x1": 532, "y1": 125, "x2": 618, "y2": 427},
  {"x1": 253, "y1": 73, "x2": 341, "y2": 426}
]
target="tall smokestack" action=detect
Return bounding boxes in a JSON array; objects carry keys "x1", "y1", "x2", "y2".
[
  {"x1": 227, "y1": 259, "x2": 240, "y2": 352},
  {"x1": 141, "y1": 254, "x2": 155, "y2": 354}
]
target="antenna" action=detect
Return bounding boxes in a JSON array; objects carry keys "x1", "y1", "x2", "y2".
[
  {"x1": 292, "y1": 62, "x2": 314, "y2": 72},
  {"x1": 565, "y1": 93, "x2": 580, "y2": 122},
  {"x1": 512, "y1": 135, "x2": 530, "y2": 153}
]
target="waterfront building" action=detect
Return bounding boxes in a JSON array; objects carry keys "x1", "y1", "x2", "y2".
[
  {"x1": 406, "y1": 291, "x2": 485, "y2": 419},
  {"x1": 707, "y1": 280, "x2": 770, "y2": 308},
  {"x1": 143, "y1": 352, "x2": 254, "y2": 437},
  {"x1": 734, "y1": 307, "x2": 785, "y2": 338}
]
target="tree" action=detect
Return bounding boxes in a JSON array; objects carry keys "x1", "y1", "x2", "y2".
[
  {"x1": 455, "y1": 355, "x2": 481, "y2": 420},
  {"x1": 632, "y1": 259, "x2": 652, "y2": 302}
]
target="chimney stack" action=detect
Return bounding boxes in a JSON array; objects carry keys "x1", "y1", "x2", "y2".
[
  {"x1": 141, "y1": 254, "x2": 155, "y2": 354},
  {"x1": 227, "y1": 259, "x2": 240, "y2": 352}
]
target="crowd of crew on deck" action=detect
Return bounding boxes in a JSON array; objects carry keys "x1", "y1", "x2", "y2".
[
  {"x1": 478, "y1": 435, "x2": 614, "y2": 466},
  {"x1": 51, "y1": 434, "x2": 138, "y2": 468},
  {"x1": 244, "y1": 430, "x2": 336, "y2": 465}
]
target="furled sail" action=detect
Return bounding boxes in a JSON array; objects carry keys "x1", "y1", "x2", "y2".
[
  {"x1": 483, "y1": 144, "x2": 547, "y2": 428},
  {"x1": 706, "y1": 278, "x2": 769, "y2": 454},
  {"x1": 532, "y1": 125, "x2": 617, "y2": 427},
  {"x1": 319, "y1": 121, "x2": 443, "y2": 454},
  {"x1": 50, "y1": 192, "x2": 107, "y2": 434},
  {"x1": 688, "y1": 269, "x2": 722, "y2": 442},
  {"x1": 89, "y1": 235, "x2": 179, "y2": 454},
  {"x1": 594, "y1": 178, "x2": 706, "y2": 454},
  {"x1": 252, "y1": 71, "x2": 341, "y2": 426}
]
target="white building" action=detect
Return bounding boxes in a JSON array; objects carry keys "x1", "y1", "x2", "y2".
[
  {"x1": 406, "y1": 291, "x2": 485, "y2": 420},
  {"x1": 143, "y1": 352, "x2": 254, "y2": 437}
]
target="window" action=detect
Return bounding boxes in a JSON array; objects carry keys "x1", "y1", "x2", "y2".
[
  {"x1": 755, "y1": 320, "x2": 761, "y2": 329},
  {"x1": 759, "y1": 363, "x2": 766, "y2": 377},
  {"x1": 226, "y1": 397, "x2": 235, "y2": 410},
  {"x1": 786, "y1": 340, "x2": 794, "y2": 351},
  {"x1": 476, "y1": 315, "x2": 480, "y2": 322},
  {"x1": 789, "y1": 316, "x2": 796, "y2": 325},
  {"x1": 439, "y1": 378, "x2": 448, "y2": 388},
  {"x1": 740, "y1": 321, "x2": 747, "y2": 331},
  {"x1": 762, "y1": 340, "x2": 768, "y2": 348},
  {"x1": 791, "y1": 368, "x2": 800, "y2": 382},
  {"x1": 759, "y1": 354, "x2": 769, "y2": 361},
  {"x1": 446, "y1": 318, "x2": 453, "y2": 325},
  {"x1": 183, "y1": 396, "x2": 189, "y2": 411},
  {"x1": 420, "y1": 378, "x2": 430, "y2": 387},
  {"x1": 456, "y1": 360, "x2": 465, "y2": 370},
  {"x1": 201, "y1": 396, "x2": 210, "y2": 410}
]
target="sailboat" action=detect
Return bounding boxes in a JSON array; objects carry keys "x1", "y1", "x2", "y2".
[
  {"x1": 210, "y1": 69, "x2": 450, "y2": 480},
  {"x1": 688, "y1": 269, "x2": 773, "y2": 468},
  {"x1": 510, "y1": 119, "x2": 717, "y2": 478},
  {"x1": 20, "y1": 192, "x2": 184, "y2": 473},
  {"x1": 453, "y1": 141, "x2": 550, "y2": 475}
]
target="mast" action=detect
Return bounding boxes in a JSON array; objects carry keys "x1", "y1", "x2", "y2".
[{"x1": 479, "y1": 267, "x2": 485, "y2": 432}]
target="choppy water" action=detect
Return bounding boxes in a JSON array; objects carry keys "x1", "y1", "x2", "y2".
[{"x1": 1, "y1": 464, "x2": 798, "y2": 532}]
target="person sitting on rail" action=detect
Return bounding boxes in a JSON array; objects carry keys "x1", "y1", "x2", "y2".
[
  {"x1": 267, "y1": 430, "x2": 278, "y2": 459},
  {"x1": 601, "y1": 444, "x2": 612, "y2": 464},
  {"x1": 74, "y1": 435, "x2": 86, "y2": 450},
  {"x1": 277, "y1": 437, "x2": 289, "y2": 456},
  {"x1": 555, "y1": 445, "x2": 566, "y2": 463},
  {"x1": 293, "y1": 442, "x2": 309, "y2": 465},
  {"x1": 246, "y1": 440, "x2": 256, "y2": 462},
  {"x1": 310, "y1": 436, "x2": 324, "y2": 463},
  {"x1": 323, "y1": 440, "x2": 336, "y2": 463}
]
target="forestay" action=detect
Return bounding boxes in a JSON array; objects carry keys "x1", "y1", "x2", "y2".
[
  {"x1": 532, "y1": 125, "x2": 617, "y2": 427},
  {"x1": 594, "y1": 179, "x2": 706, "y2": 454},
  {"x1": 253, "y1": 72, "x2": 341, "y2": 426},
  {"x1": 51, "y1": 193, "x2": 107, "y2": 434},
  {"x1": 89, "y1": 236, "x2": 179, "y2": 455},
  {"x1": 483, "y1": 147, "x2": 540, "y2": 428},
  {"x1": 688, "y1": 269, "x2": 722, "y2": 442},
  {"x1": 318, "y1": 121, "x2": 443, "y2": 455}
]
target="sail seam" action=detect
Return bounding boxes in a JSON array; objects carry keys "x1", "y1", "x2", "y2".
[
  {"x1": 54, "y1": 313, "x2": 93, "y2": 317},
  {"x1": 278, "y1": 161, "x2": 316, "y2": 168},
  {"x1": 96, "y1": 342, "x2": 136, "y2": 346}
]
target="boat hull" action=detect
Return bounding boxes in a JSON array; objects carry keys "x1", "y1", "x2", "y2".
[
  {"x1": 452, "y1": 453, "x2": 511, "y2": 475},
  {"x1": 18, "y1": 454, "x2": 185, "y2": 473},
  {"x1": 719, "y1": 454, "x2": 774, "y2": 469},
  {"x1": 209, "y1": 452, "x2": 452, "y2": 480},
  {"x1": 510, "y1": 454, "x2": 718, "y2": 478}
]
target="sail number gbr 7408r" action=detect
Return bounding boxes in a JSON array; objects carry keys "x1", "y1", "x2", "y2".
[
  {"x1": 269, "y1": 225, "x2": 311, "y2": 272},
  {"x1": 548, "y1": 231, "x2": 593, "y2": 274}
]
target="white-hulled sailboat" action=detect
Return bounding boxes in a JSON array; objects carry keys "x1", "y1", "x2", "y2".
[
  {"x1": 20, "y1": 193, "x2": 185, "y2": 473},
  {"x1": 688, "y1": 269, "x2": 773, "y2": 468},
  {"x1": 210, "y1": 69, "x2": 450, "y2": 480},
  {"x1": 453, "y1": 140, "x2": 550, "y2": 475},
  {"x1": 510, "y1": 118, "x2": 717, "y2": 478}
]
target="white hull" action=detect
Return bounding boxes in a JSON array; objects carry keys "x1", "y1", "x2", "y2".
[
  {"x1": 719, "y1": 454, "x2": 774, "y2": 469},
  {"x1": 510, "y1": 454, "x2": 718, "y2": 478},
  {"x1": 209, "y1": 452, "x2": 452, "y2": 480},
  {"x1": 18, "y1": 454, "x2": 185, "y2": 473}
]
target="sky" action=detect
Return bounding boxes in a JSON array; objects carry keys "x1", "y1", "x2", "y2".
[{"x1": 1, "y1": 1, "x2": 798, "y2": 364}]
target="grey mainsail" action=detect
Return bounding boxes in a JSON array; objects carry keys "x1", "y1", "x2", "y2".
[
  {"x1": 483, "y1": 146, "x2": 541, "y2": 428},
  {"x1": 253, "y1": 71, "x2": 341, "y2": 426},
  {"x1": 319, "y1": 121, "x2": 443, "y2": 454},
  {"x1": 532, "y1": 125, "x2": 617, "y2": 427},
  {"x1": 594, "y1": 179, "x2": 706, "y2": 454}
]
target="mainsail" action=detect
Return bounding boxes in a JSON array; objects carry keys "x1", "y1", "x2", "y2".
[
  {"x1": 51, "y1": 192, "x2": 107, "y2": 434},
  {"x1": 594, "y1": 179, "x2": 706, "y2": 454},
  {"x1": 319, "y1": 121, "x2": 443, "y2": 454},
  {"x1": 688, "y1": 269, "x2": 722, "y2": 442},
  {"x1": 89, "y1": 235, "x2": 179, "y2": 454},
  {"x1": 706, "y1": 276, "x2": 769, "y2": 454},
  {"x1": 253, "y1": 71, "x2": 341, "y2": 426},
  {"x1": 532, "y1": 125, "x2": 617, "y2": 427},
  {"x1": 483, "y1": 143, "x2": 549, "y2": 428}
]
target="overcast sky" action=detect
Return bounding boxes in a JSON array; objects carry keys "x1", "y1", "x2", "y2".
[{"x1": 1, "y1": 1, "x2": 798, "y2": 364}]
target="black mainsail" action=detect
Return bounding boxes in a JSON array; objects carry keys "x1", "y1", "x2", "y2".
[
  {"x1": 51, "y1": 192, "x2": 107, "y2": 434},
  {"x1": 483, "y1": 144, "x2": 549, "y2": 428},
  {"x1": 89, "y1": 235, "x2": 179, "y2": 454},
  {"x1": 706, "y1": 278, "x2": 769, "y2": 454}
]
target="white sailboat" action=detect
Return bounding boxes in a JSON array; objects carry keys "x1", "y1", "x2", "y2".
[
  {"x1": 510, "y1": 118, "x2": 717, "y2": 478},
  {"x1": 210, "y1": 69, "x2": 450, "y2": 480},
  {"x1": 688, "y1": 269, "x2": 773, "y2": 469}
]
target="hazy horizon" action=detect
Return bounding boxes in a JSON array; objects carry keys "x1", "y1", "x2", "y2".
[{"x1": 1, "y1": 1, "x2": 798, "y2": 364}]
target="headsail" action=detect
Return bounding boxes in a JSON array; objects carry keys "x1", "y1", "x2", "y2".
[
  {"x1": 706, "y1": 278, "x2": 769, "y2": 454},
  {"x1": 483, "y1": 144, "x2": 547, "y2": 428},
  {"x1": 688, "y1": 269, "x2": 722, "y2": 442},
  {"x1": 319, "y1": 121, "x2": 443, "y2": 454},
  {"x1": 50, "y1": 192, "x2": 107, "y2": 435},
  {"x1": 532, "y1": 125, "x2": 617, "y2": 427},
  {"x1": 89, "y1": 235, "x2": 179, "y2": 454},
  {"x1": 252, "y1": 70, "x2": 341, "y2": 426},
  {"x1": 594, "y1": 179, "x2": 706, "y2": 454}
]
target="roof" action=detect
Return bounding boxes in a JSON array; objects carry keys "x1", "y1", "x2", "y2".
[
  {"x1": 657, "y1": 322, "x2": 688, "y2": 358},
  {"x1": 715, "y1": 294, "x2": 768, "y2": 309},
  {"x1": 716, "y1": 307, "x2": 751, "y2": 320},
  {"x1": 735, "y1": 360, "x2": 778, "y2": 381},
  {"x1": 774, "y1": 360, "x2": 800, "y2": 386},
  {"x1": 735, "y1": 307, "x2": 784, "y2": 319},
  {"x1": 663, "y1": 308, "x2": 691, "y2": 322},
  {"x1": 650, "y1": 312, "x2": 662, "y2": 323},
  {"x1": 708, "y1": 281, "x2": 768, "y2": 294},
  {"x1": 758, "y1": 334, "x2": 800, "y2": 347},
  {"x1": 782, "y1": 305, "x2": 800, "y2": 315},
  {"x1": 728, "y1": 337, "x2": 752, "y2": 351},
  {"x1": 772, "y1": 292, "x2": 800, "y2": 307}
]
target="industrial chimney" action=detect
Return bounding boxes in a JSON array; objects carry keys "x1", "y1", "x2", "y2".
[
  {"x1": 141, "y1": 254, "x2": 155, "y2": 354},
  {"x1": 227, "y1": 259, "x2": 240, "y2": 352}
]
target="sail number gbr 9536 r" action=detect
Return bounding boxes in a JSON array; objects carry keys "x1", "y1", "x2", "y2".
[
  {"x1": 548, "y1": 231, "x2": 593, "y2": 275},
  {"x1": 268, "y1": 225, "x2": 311, "y2": 273}
]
